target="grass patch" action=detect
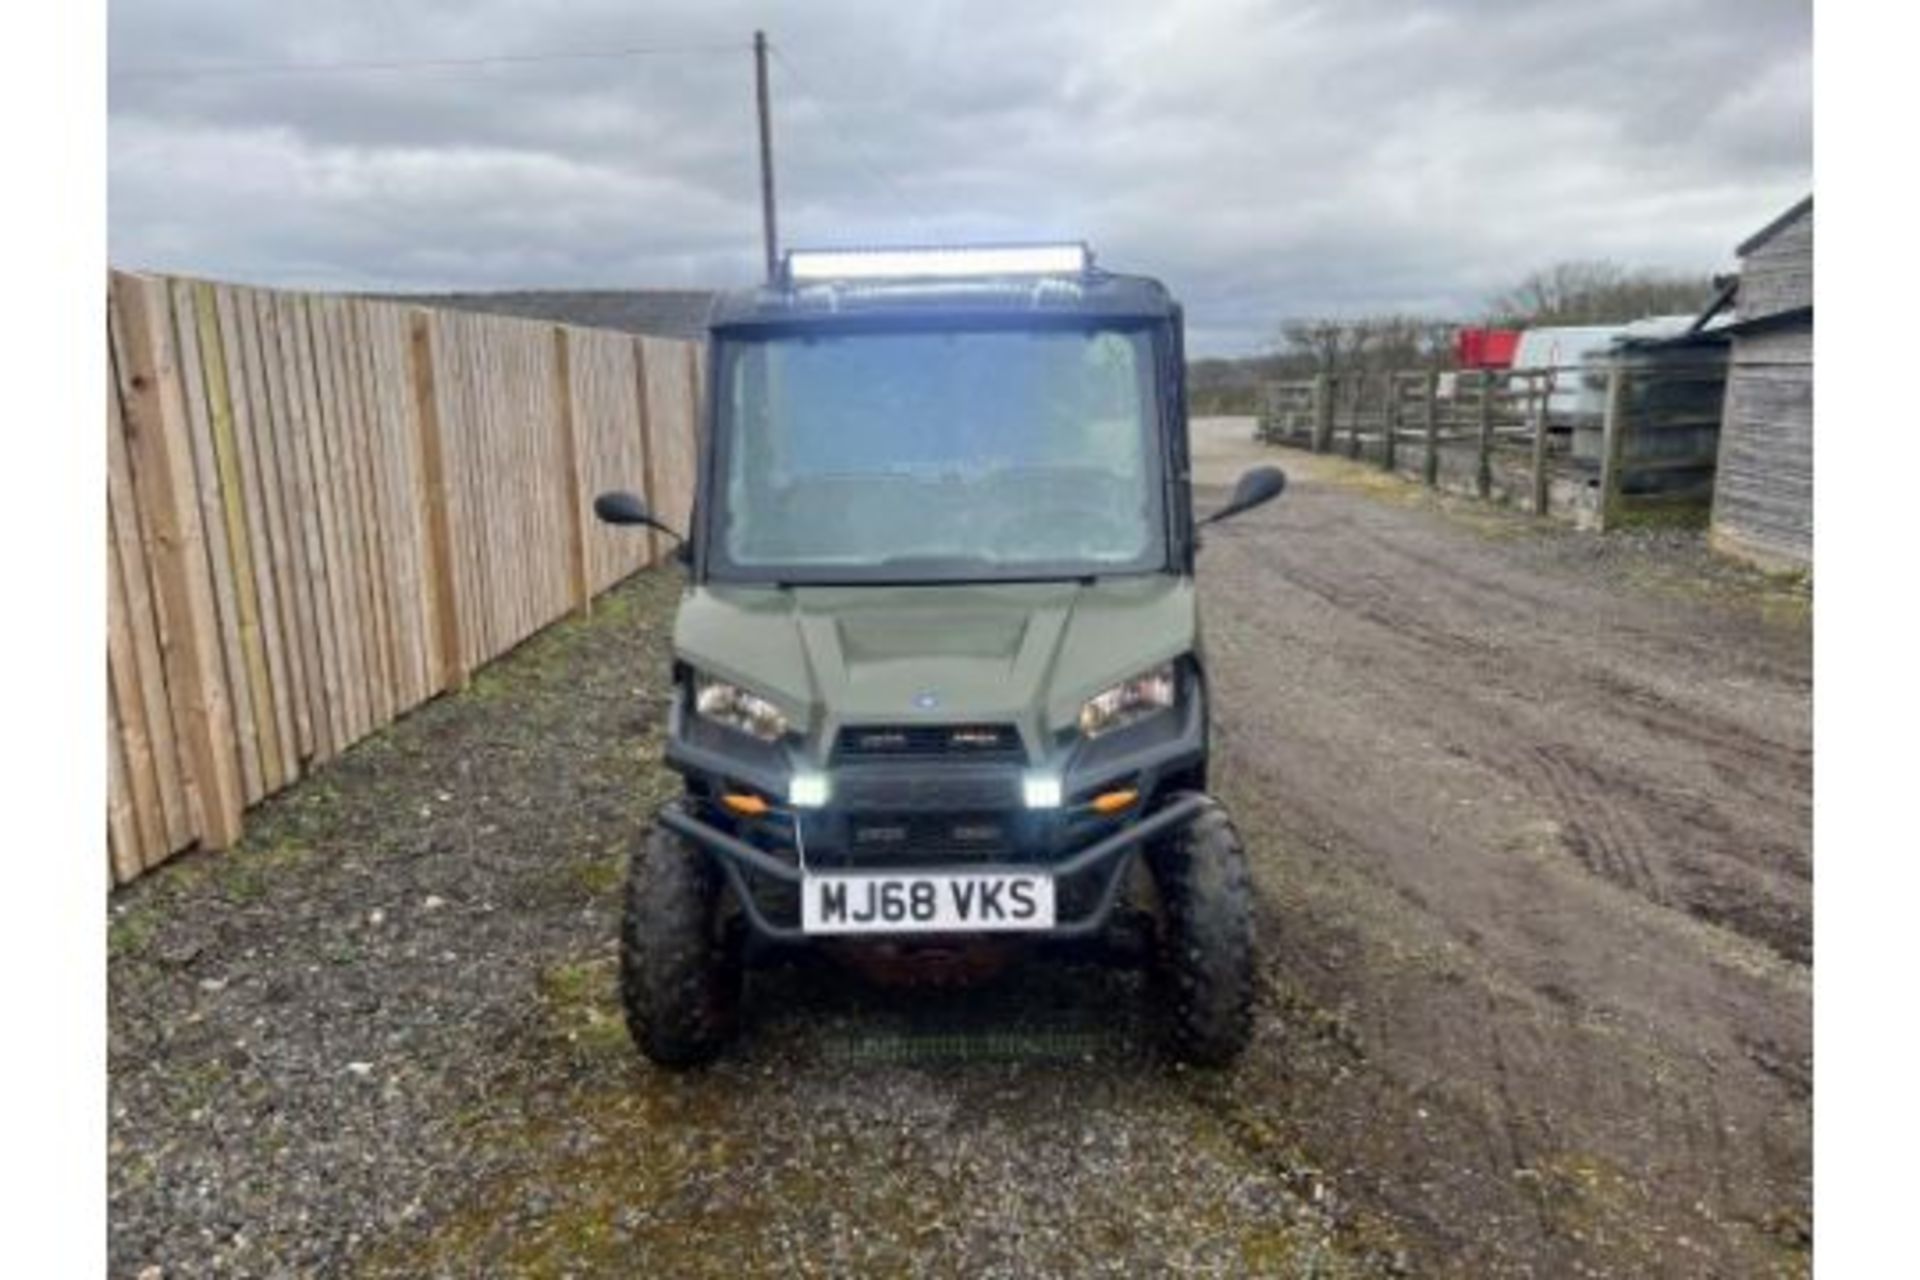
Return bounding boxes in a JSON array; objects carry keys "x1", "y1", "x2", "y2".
[
  {"x1": 107, "y1": 910, "x2": 157, "y2": 959},
  {"x1": 538, "y1": 956, "x2": 630, "y2": 1060},
  {"x1": 568, "y1": 853, "x2": 625, "y2": 900}
]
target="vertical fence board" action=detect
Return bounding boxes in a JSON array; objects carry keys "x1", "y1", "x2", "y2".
[
  {"x1": 342, "y1": 301, "x2": 399, "y2": 727},
  {"x1": 195, "y1": 283, "x2": 285, "y2": 796},
  {"x1": 216, "y1": 285, "x2": 298, "y2": 790},
  {"x1": 445, "y1": 315, "x2": 491, "y2": 670},
  {"x1": 110, "y1": 272, "x2": 245, "y2": 850},
  {"x1": 630, "y1": 338, "x2": 662, "y2": 568},
  {"x1": 552, "y1": 327, "x2": 592, "y2": 614},
  {"x1": 641, "y1": 336, "x2": 699, "y2": 539},
  {"x1": 271, "y1": 291, "x2": 342, "y2": 762},
  {"x1": 107, "y1": 502, "x2": 162, "y2": 875},
  {"x1": 324, "y1": 296, "x2": 381, "y2": 734},
  {"x1": 361, "y1": 304, "x2": 428, "y2": 708},
  {"x1": 107, "y1": 699, "x2": 142, "y2": 884},
  {"x1": 309, "y1": 296, "x2": 372, "y2": 741},
  {"x1": 328, "y1": 294, "x2": 379, "y2": 734},
  {"x1": 409, "y1": 311, "x2": 466, "y2": 692},
  {"x1": 506, "y1": 328, "x2": 536, "y2": 640},
  {"x1": 171, "y1": 279, "x2": 262, "y2": 804},
  {"x1": 288, "y1": 294, "x2": 343, "y2": 750},
  {"x1": 235, "y1": 287, "x2": 314, "y2": 770},
  {"x1": 569, "y1": 328, "x2": 653, "y2": 590},
  {"x1": 107, "y1": 324, "x2": 194, "y2": 852},
  {"x1": 337, "y1": 296, "x2": 385, "y2": 726}
]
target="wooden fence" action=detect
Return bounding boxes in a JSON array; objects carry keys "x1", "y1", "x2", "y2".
[
  {"x1": 1258, "y1": 358, "x2": 1726, "y2": 528},
  {"x1": 105, "y1": 270, "x2": 701, "y2": 883}
]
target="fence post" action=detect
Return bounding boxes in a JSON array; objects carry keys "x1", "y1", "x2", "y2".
[
  {"x1": 1380, "y1": 373, "x2": 1398, "y2": 472},
  {"x1": 1476, "y1": 370, "x2": 1494, "y2": 499},
  {"x1": 551, "y1": 326, "x2": 591, "y2": 616},
  {"x1": 1347, "y1": 374, "x2": 1363, "y2": 460},
  {"x1": 1311, "y1": 372, "x2": 1333, "y2": 453},
  {"x1": 110, "y1": 272, "x2": 246, "y2": 851},
  {"x1": 407, "y1": 311, "x2": 468, "y2": 690},
  {"x1": 1422, "y1": 369, "x2": 1439, "y2": 487},
  {"x1": 1529, "y1": 371, "x2": 1553, "y2": 515},
  {"x1": 1597, "y1": 361, "x2": 1630, "y2": 531}
]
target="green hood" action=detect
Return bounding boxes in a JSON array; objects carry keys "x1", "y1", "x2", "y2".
[{"x1": 674, "y1": 578, "x2": 1197, "y2": 759}]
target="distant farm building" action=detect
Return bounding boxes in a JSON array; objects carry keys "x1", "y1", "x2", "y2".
[
  {"x1": 1455, "y1": 327, "x2": 1519, "y2": 370},
  {"x1": 1709, "y1": 196, "x2": 1813, "y2": 572}
]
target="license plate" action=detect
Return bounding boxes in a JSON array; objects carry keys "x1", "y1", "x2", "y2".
[{"x1": 801, "y1": 871, "x2": 1056, "y2": 935}]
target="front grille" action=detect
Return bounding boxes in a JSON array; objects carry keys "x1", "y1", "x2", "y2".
[
  {"x1": 833, "y1": 723, "x2": 1023, "y2": 763},
  {"x1": 848, "y1": 811, "x2": 1016, "y2": 861},
  {"x1": 833, "y1": 768, "x2": 1022, "y2": 812}
]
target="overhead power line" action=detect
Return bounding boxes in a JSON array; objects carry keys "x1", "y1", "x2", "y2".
[{"x1": 111, "y1": 40, "x2": 743, "y2": 83}]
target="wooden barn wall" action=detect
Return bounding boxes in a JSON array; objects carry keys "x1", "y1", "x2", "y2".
[
  {"x1": 1710, "y1": 323, "x2": 1813, "y2": 572},
  {"x1": 105, "y1": 269, "x2": 701, "y2": 882},
  {"x1": 1738, "y1": 206, "x2": 1813, "y2": 323}
]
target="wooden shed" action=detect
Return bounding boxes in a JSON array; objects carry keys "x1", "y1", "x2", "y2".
[{"x1": 1709, "y1": 196, "x2": 1813, "y2": 572}]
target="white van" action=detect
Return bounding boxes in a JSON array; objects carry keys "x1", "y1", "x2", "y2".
[
  {"x1": 1509, "y1": 326, "x2": 1621, "y2": 420},
  {"x1": 1511, "y1": 315, "x2": 1720, "y2": 421}
]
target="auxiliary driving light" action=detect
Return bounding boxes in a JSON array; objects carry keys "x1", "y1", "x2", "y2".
[
  {"x1": 1022, "y1": 774, "x2": 1064, "y2": 809},
  {"x1": 785, "y1": 243, "x2": 1090, "y2": 284},
  {"x1": 789, "y1": 771, "x2": 831, "y2": 809}
]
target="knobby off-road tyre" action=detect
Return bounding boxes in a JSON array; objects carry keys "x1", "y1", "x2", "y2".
[
  {"x1": 620, "y1": 816, "x2": 743, "y2": 1068},
  {"x1": 1147, "y1": 793, "x2": 1255, "y2": 1066}
]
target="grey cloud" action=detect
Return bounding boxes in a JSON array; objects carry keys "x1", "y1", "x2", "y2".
[{"x1": 109, "y1": 0, "x2": 1811, "y2": 354}]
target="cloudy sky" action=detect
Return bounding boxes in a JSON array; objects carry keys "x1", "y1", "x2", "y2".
[{"x1": 109, "y1": 0, "x2": 1811, "y2": 354}]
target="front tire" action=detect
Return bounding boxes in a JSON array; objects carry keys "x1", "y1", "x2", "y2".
[
  {"x1": 1147, "y1": 794, "x2": 1255, "y2": 1065},
  {"x1": 620, "y1": 815, "x2": 743, "y2": 1067}
]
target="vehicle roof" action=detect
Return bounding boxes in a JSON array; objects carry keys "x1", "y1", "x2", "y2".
[{"x1": 707, "y1": 268, "x2": 1177, "y2": 333}]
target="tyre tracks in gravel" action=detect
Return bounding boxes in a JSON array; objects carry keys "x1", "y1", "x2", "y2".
[{"x1": 1184, "y1": 428, "x2": 1810, "y2": 1276}]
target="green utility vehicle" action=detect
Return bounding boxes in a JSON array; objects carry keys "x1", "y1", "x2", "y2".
[{"x1": 593, "y1": 243, "x2": 1286, "y2": 1066}]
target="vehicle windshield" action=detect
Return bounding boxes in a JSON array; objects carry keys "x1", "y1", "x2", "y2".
[{"x1": 711, "y1": 324, "x2": 1165, "y2": 582}]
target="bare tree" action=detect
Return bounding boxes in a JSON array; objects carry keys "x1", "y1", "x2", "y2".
[
  {"x1": 1274, "y1": 314, "x2": 1460, "y2": 376},
  {"x1": 1486, "y1": 260, "x2": 1717, "y2": 326}
]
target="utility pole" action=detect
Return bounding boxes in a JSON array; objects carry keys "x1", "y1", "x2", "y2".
[{"x1": 753, "y1": 30, "x2": 779, "y2": 283}]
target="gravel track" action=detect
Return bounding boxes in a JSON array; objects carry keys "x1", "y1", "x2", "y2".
[{"x1": 108, "y1": 419, "x2": 1810, "y2": 1277}]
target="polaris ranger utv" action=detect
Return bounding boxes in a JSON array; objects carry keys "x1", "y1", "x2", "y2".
[{"x1": 593, "y1": 243, "x2": 1285, "y2": 1067}]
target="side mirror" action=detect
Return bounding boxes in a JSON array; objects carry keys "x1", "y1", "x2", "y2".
[
  {"x1": 593, "y1": 490, "x2": 652, "y2": 526},
  {"x1": 1201, "y1": 465, "x2": 1287, "y2": 526},
  {"x1": 594, "y1": 490, "x2": 684, "y2": 543}
]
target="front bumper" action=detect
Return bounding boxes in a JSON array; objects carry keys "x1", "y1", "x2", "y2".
[
  {"x1": 657, "y1": 685, "x2": 1208, "y2": 941},
  {"x1": 660, "y1": 793, "x2": 1206, "y2": 942}
]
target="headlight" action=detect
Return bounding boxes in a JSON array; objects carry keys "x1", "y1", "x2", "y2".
[
  {"x1": 1078, "y1": 663, "x2": 1176, "y2": 739},
  {"x1": 692, "y1": 674, "x2": 790, "y2": 742}
]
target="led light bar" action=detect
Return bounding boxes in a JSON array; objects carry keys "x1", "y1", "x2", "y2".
[{"x1": 785, "y1": 243, "x2": 1090, "y2": 284}]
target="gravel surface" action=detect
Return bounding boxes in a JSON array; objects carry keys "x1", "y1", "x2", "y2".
[{"x1": 109, "y1": 420, "x2": 1810, "y2": 1277}]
